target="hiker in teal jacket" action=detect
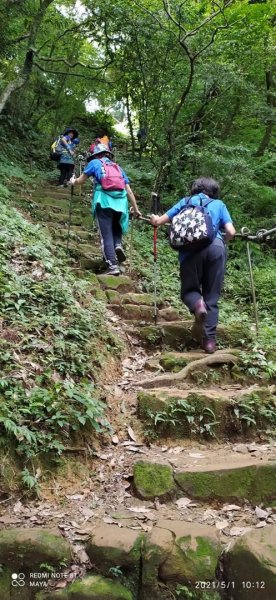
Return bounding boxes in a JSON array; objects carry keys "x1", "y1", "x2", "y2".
[{"x1": 70, "y1": 144, "x2": 141, "y2": 275}]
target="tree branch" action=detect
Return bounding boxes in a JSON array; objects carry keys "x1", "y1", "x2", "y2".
[{"x1": 36, "y1": 55, "x2": 113, "y2": 71}]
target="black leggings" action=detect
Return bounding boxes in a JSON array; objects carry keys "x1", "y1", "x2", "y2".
[
  {"x1": 96, "y1": 205, "x2": 123, "y2": 266},
  {"x1": 58, "y1": 164, "x2": 74, "y2": 185}
]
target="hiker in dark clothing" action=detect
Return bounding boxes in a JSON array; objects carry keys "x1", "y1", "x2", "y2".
[
  {"x1": 150, "y1": 178, "x2": 236, "y2": 353},
  {"x1": 70, "y1": 144, "x2": 141, "y2": 275},
  {"x1": 58, "y1": 127, "x2": 79, "y2": 187}
]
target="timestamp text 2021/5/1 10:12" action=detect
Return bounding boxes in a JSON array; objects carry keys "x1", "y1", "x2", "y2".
[{"x1": 195, "y1": 581, "x2": 266, "y2": 590}]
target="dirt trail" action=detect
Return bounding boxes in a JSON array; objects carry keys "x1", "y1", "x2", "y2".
[{"x1": 3, "y1": 181, "x2": 275, "y2": 598}]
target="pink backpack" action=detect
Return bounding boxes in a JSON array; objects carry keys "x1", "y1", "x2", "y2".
[{"x1": 99, "y1": 159, "x2": 126, "y2": 192}]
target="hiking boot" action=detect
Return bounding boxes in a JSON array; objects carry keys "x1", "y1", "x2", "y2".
[
  {"x1": 194, "y1": 298, "x2": 207, "y2": 322},
  {"x1": 115, "y1": 244, "x2": 126, "y2": 263},
  {"x1": 102, "y1": 265, "x2": 120, "y2": 276},
  {"x1": 202, "y1": 339, "x2": 216, "y2": 354}
]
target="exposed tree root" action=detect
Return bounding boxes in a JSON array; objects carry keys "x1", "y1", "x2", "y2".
[{"x1": 137, "y1": 353, "x2": 239, "y2": 389}]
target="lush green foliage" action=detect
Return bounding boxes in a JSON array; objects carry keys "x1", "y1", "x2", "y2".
[{"x1": 0, "y1": 163, "x2": 120, "y2": 475}]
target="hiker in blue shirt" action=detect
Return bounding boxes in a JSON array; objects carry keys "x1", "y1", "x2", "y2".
[
  {"x1": 150, "y1": 177, "x2": 236, "y2": 353},
  {"x1": 58, "y1": 127, "x2": 79, "y2": 187},
  {"x1": 70, "y1": 144, "x2": 141, "y2": 275}
]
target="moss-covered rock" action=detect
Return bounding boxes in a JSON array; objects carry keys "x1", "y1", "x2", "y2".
[
  {"x1": 217, "y1": 323, "x2": 253, "y2": 346},
  {"x1": 223, "y1": 525, "x2": 276, "y2": 599},
  {"x1": 136, "y1": 325, "x2": 163, "y2": 345},
  {"x1": 97, "y1": 274, "x2": 133, "y2": 292},
  {"x1": 110, "y1": 303, "x2": 155, "y2": 322},
  {"x1": 137, "y1": 389, "x2": 229, "y2": 439},
  {"x1": 175, "y1": 462, "x2": 276, "y2": 503},
  {"x1": 142, "y1": 527, "x2": 174, "y2": 593},
  {"x1": 0, "y1": 528, "x2": 71, "y2": 569},
  {"x1": 159, "y1": 351, "x2": 206, "y2": 372},
  {"x1": 158, "y1": 308, "x2": 180, "y2": 322},
  {"x1": 80, "y1": 257, "x2": 104, "y2": 271},
  {"x1": 158, "y1": 521, "x2": 222, "y2": 585},
  {"x1": 133, "y1": 461, "x2": 175, "y2": 499},
  {"x1": 106, "y1": 289, "x2": 121, "y2": 304},
  {"x1": 121, "y1": 292, "x2": 154, "y2": 306},
  {"x1": 36, "y1": 575, "x2": 133, "y2": 599},
  {"x1": 86, "y1": 525, "x2": 142, "y2": 574}
]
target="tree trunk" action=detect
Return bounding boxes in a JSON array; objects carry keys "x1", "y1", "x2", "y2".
[
  {"x1": 0, "y1": 0, "x2": 54, "y2": 115},
  {"x1": 125, "y1": 92, "x2": 136, "y2": 159},
  {"x1": 255, "y1": 69, "x2": 275, "y2": 156}
]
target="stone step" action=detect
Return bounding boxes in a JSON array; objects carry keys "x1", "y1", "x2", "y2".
[
  {"x1": 105, "y1": 291, "x2": 162, "y2": 307},
  {"x1": 137, "y1": 385, "x2": 275, "y2": 439},
  {"x1": 84, "y1": 521, "x2": 276, "y2": 600},
  {"x1": 46, "y1": 212, "x2": 92, "y2": 227},
  {"x1": 132, "y1": 446, "x2": 276, "y2": 502},
  {"x1": 85, "y1": 521, "x2": 222, "y2": 598},
  {"x1": 135, "y1": 320, "x2": 253, "y2": 349},
  {"x1": 97, "y1": 274, "x2": 134, "y2": 292}
]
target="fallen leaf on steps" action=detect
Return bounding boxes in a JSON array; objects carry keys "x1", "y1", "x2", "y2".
[
  {"x1": 216, "y1": 520, "x2": 229, "y2": 531},
  {"x1": 127, "y1": 426, "x2": 137, "y2": 442},
  {"x1": 222, "y1": 504, "x2": 241, "y2": 512},
  {"x1": 66, "y1": 494, "x2": 84, "y2": 501},
  {"x1": 13, "y1": 500, "x2": 23, "y2": 514},
  {"x1": 127, "y1": 446, "x2": 146, "y2": 453},
  {"x1": 229, "y1": 526, "x2": 252, "y2": 537},
  {"x1": 127, "y1": 507, "x2": 150, "y2": 514},
  {"x1": 189, "y1": 452, "x2": 203, "y2": 458},
  {"x1": 175, "y1": 497, "x2": 192, "y2": 509},
  {"x1": 103, "y1": 516, "x2": 117, "y2": 524},
  {"x1": 255, "y1": 506, "x2": 269, "y2": 520}
]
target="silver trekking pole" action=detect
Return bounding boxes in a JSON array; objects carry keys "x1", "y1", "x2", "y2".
[
  {"x1": 241, "y1": 227, "x2": 259, "y2": 334},
  {"x1": 66, "y1": 184, "x2": 74, "y2": 255}
]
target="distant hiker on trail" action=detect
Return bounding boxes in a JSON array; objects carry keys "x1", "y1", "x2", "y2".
[
  {"x1": 89, "y1": 132, "x2": 113, "y2": 155},
  {"x1": 70, "y1": 143, "x2": 141, "y2": 275},
  {"x1": 57, "y1": 127, "x2": 79, "y2": 187},
  {"x1": 150, "y1": 177, "x2": 236, "y2": 354}
]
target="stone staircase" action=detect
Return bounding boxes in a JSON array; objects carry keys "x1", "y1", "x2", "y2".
[{"x1": 7, "y1": 182, "x2": 276, "y2": 600}]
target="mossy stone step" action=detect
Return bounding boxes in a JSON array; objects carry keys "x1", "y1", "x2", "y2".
[
  {"x1": 84, "y1": 521, "x2": 222, "y2": 591},
  {"x1": 137, "y1": 386, "x2": 275, "y2": 439},
  {"x1": 46, "y1": 212, "x2": 92, "y2": 227},
  {"x1": 137, "y1": 320, "x2": 194, "y2": 347},
  {"x1": 0, "y1": 527, "x2": 71, "y2": 569},
  {"x1": 136, "y1": 321, "x2": 253, "y2": 349},
  {"x1": 132, "y1": 451, "x2": 276, "y2": 503},
  {"x1": 223, "y1": 526, "x2": 276, "y2": 600},
  {"x1": 98, "y1": 274, "x2": 134, "y2": 292},
  {"x1": 133, "y1": 461, "x2": 175, "y2": 500},
  {"x1": 36, "y1": 575, "x2": 133, "y2": 599},
  {"x1": 159, "y1": 350, "x2": 213, "y2": 371},
  {"x1": 86, "y1": 525, "x2": 142, "y2": 573},
  {"x1": 157, "y1": 520, "x2": 222, "y2": 586},
  {"x1": 110, "y1": 303, "x2": 155, "y2": 322}
]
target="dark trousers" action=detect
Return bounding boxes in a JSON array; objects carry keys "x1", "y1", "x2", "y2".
[
  {"x1": 58, "y1": 164, "x2": 74, "y2": 185},
  {"x1": 180, "y1": 238, "x2": 226, "y2": 340},
  {"x1": 96, "y1": 206, "x2": 123, "y2": 266}
]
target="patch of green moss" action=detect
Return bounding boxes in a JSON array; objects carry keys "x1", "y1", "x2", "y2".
[
  {"x1": 106, "y1": 289, "x2": 121, "y2": 304},
  {"x1": 137, "y1": 325, "x2": 163, "y2": 345},
  {"x1": 159, "y1": 353, "x2": 188, "y2": 372},
  {"x1": 97, "y1": 274, "x2": 133, "y2": 291},
  {"x1": 121, "y1": 292, "x2": 154, "y2": 306},
  {"x1": 0, "y1": 528, "x2": 71, "y2": 568},
  {"x1": 133, "y1": 461, "x2": 174, "y2": 499},
  {"x1": 64, "y1": 575, "x2": 132, "y2": 599},
  {"x1": 176, "y1": 536, "x2": 220, "y2": 581},
  {"x1": 175, "y1": 463, "x2": 276, "y2": 503}
]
